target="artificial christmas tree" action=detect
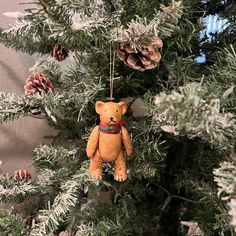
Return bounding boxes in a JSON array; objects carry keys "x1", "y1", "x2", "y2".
[{"x1": 0, "y1": 0, "x2": 236, "y2": 235}]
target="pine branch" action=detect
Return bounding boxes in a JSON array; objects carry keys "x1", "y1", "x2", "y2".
[
  {"x1": 153, "y1": 83, "x2": 236, "y2": 152},
  {"x1": 74, "y1": 194, "x2": 157, "y2": 235},
  {"x1": 214, "y1": 161, "x2": 236, "y2": 231},
  {"x1": 36, "y1": 169, "x2": 58, "y2": 188},
  {"x1": 30, "y1": 58, "x2": 62, "y2": 87},
  {"x1": 209, "y1": 45, "x2": 236, "y2": 87},
  {"x1": 3, "y1": 19, "x2": 32, "y2": 36},
  {"x1": 131, "y1": 162, "x2": 163, "y2": 180},
  {"x1": 59, "y1": 81, "x2": 104, "y2": 119},
  {"x1": 214, "y1": 161, "x2": 236, "y2": 199},
  {"x1": 30, "y1": 179, "x2": 79, "y2": 235},
  {"x1": 1, "y1": 0, "x2": 172, "y2": 55},
  {"x1": 0, "y1": 92, "x2": 26, "y2": 123},
  {"x1": 63, "y1": 52, "x2": 88, "y2": 84},
  {"x1": 75, "y1": 218, "x2": 124, "y2": 236},
  {"x1": 70, "y1": 3, "x2": 108, "y2": 32},
  {"x1": 176, "y1": 173, "x2": 232, "y2": 234},
  {"x1": 207, "y1": 45, "x2": 236, "y2": 112},
  {"x1": 110, "y1": 0, "x2": 183, "y2": 48},
  {"x1": 129, "y1": 120, "x2": 166, "y2": 180},
  {"x1": 32, "y1": 144, "x2": 93, "y2": 195},
  {"x1": 76, "y1": 222, "x2": 94, "y2": 236},
  {"x1": 30, "y1": 162, "x2": 101, "y2": 235},
  {"x1": 0, "y1": 79, "x2": 104, "y2": 124},
  {"x1": 0, "y1": 15, "x2": 52, "y2": 54},
  {"x1": 154, "y1": 0, "x2": 183, "y2": 37},
  {"x1": 0, "y1": 210, "x2": 28, "y2": 236},
  {"x1": 33, "y1": 144, "x2": 78, "y2": 170},
  {"x1": 0, "y1": 175, "x2": 39, "y2": 204},
  {"x1": 34, "y1": 0, "x2": 115, "y2": 47},
  {"x1": 33, "y1": 144, "x2": 84, "y2": 189}
]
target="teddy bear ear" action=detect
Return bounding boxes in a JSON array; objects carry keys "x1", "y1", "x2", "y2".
[
  {"x1": 95, "y1": 101, "x2": 104, "y2": 114},
  {"x1": 118, "y1": 102, "x2": 128, "y2": 115}
]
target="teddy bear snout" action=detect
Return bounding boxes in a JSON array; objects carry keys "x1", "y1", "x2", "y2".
[{"x1": 109, "y1": 116, "x2": 119, "y2": 124}]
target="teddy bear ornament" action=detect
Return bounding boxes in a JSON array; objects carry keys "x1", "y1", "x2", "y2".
[{"x1": 86, "y1": 101, "x2": 133, "y2": 181}]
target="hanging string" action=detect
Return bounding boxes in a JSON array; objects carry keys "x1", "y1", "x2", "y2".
[{"x1": 109, "y1": 43, "x2": 116, "y2": 100}]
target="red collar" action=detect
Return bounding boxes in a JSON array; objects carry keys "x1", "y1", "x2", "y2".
[{"x1": 99, "y1": 119, "x2": 127, "y2": 134}]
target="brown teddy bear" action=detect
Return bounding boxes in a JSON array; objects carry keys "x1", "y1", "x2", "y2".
[{"x1": 86, "y1": 101, "x2": 133, "y2": 181}]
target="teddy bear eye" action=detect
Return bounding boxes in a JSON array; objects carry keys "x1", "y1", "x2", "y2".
[{"x1": 116, "y1": 110, "x2": 118, "y2": 112}]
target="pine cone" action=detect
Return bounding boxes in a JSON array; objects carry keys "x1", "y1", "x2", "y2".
[
  {"x1": 24, "y1": 72, "x2": 54, "y2": 95},
  {"x1": 117, "y1": 38, "x2": 163, "y2": 71},
  {"x1": 13, "y1": 170, "x2": 32, "y2": 180},
  {"x1": 59, "y1": 229, "x2": 76, "y2": 236},
  {"x1": 52, "y1": 44, "x2": 68, "y2": 62}
]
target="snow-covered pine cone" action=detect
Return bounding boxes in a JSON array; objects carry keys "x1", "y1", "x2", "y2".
[
  {"x1": 14, "y1": 170, "x2": 32, "y2": 180},
  {"x1": 24, "y1": 72, "x2": 54, "y2": 95},
  {"x1": 117, "y1": 38, "x2": 163, "y2": 72}
]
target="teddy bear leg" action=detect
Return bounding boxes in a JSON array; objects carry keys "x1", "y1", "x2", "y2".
[
  {"x1": 89, "y1": 150, "x2": 103, "y2": 180},
  {"x1": 114, "y1": 151, "x2": 127, "y2": 181}
]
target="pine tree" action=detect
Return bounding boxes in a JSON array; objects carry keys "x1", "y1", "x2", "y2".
[{"x1": 0, "y1": 0, "x2": 236, "y2": 235}]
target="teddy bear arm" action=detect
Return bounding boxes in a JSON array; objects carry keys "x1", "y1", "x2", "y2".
[
  {"x1": 86, "y1": 125, "x2": 100, "y2": 158},
  {"x1": 121, "y1": 126, "x2": 133, "y2": 157}
]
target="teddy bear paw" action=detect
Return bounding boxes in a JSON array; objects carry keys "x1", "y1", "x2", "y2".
[
  {"x1": 90, "y1": 169, "x2": 103, "y2": 181},
  {"x1": 126, "y1": 149, "x2": 133, "y2": 157},
  {"x1": 125, "y1": 146, "x2": 133, "y2": 157},
  {"x1": 86, "y1": 150, "x2": 95, "y2": 158},
  {"x1": 114, "y1": 172, "x2": 127, "y2": 182}
]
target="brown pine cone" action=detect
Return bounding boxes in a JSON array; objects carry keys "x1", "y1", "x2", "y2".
[
  {"x1": 59, "y1": 229, "x2": 76, "y2": 236},
  {"x1": 13, "y1": 170, "x2": 32, "y2": 180},
  {"x1": 24, "y1": 72, "x2": 54, "y2": 95},
  {"x1": 52, "y1": 44, "x2": 68, "y2": 62},
  {"x1": 117, "y1": 38, "x2": 163, "y2": 72}
]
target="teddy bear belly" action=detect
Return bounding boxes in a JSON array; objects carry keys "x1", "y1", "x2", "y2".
[{"x1": 99, "y1": 133, "x2": 121, "y2": 162}]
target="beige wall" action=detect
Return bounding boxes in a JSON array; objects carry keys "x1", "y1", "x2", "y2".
[{"x1": 0, "y1": 1, "x2": 50, "y2": 175}]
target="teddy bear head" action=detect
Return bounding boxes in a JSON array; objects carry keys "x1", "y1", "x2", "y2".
[{"x1": 95, "y1": 101, "x2": 127, "y2": 125}]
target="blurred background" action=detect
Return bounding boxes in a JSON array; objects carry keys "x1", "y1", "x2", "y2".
[{"x1": 0, "y1": 1, "x2": 50, "y2": 175}]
